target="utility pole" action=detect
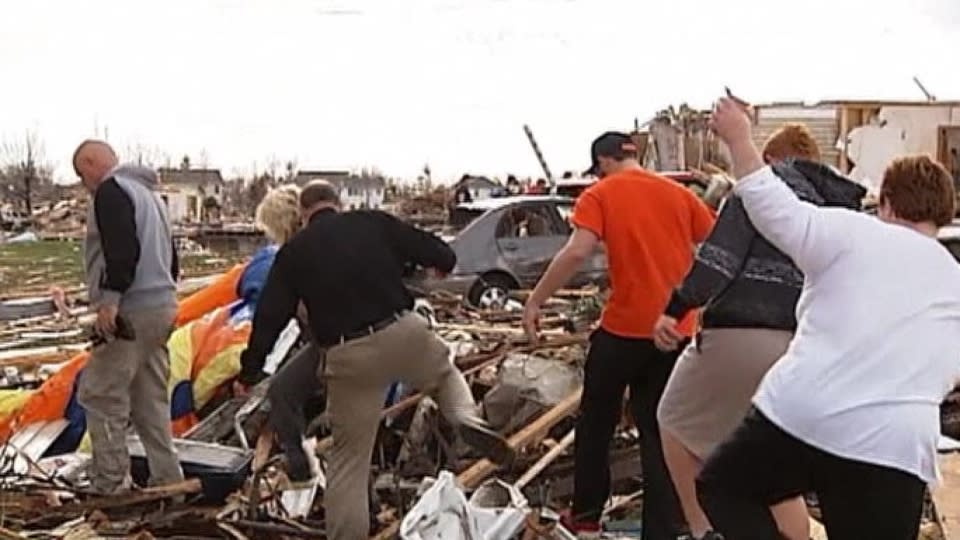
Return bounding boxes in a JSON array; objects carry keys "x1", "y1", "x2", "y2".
[
  {"x1": 522, "y1": 124, "x2": 553, "y2": 183},
  {"x1": 913, "y1": 76, "x2": 937, "y2": 102}
]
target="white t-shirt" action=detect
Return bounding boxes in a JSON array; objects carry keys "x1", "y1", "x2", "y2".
[{"x1": 736, "y1": 166, "x2": 960, "y2": 484}]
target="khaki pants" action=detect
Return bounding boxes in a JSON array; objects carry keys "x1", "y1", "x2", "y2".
[
  {"x1": 323, "y1": 312, "x2": 480, "y2": 540},
  {"x1": 77, "y1": 306, "x2": 184, "y2": 493}
]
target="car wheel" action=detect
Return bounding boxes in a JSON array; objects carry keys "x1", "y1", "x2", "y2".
[{"x1": 468, "y1": 274, "x2": 517, "y2": 309}]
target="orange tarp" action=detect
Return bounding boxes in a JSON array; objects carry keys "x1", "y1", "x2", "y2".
[{"x1": 0, "y1": 263, "x2": 247, "y2": 442}]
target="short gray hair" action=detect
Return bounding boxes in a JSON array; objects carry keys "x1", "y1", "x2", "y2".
[{"x1": 299, "y1": 179, "x2": 341, "y2": 209}]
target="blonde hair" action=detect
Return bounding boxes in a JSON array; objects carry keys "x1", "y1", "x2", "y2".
[{"x1": 255, "y1": 184, "x2": 302, "y2": 244}]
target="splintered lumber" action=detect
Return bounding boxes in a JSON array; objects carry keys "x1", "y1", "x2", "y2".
[
  {"x1": 514, "y1": 429, "x2": 575, "y2": 490},
  {"x1": 436, "y1": 323, "x2": 566, "y2": 338},
  {"x1": 33, "y1": 479, "x2": 202, "y2": 521},
  {"x1": 371, "y1": 390, "x2": 582, "y2": 540},
  {"x1": 511, "y1": 288, "x2": 600, "y2": 299},
  {"x1": 933, "y1": 452, "x2": 960, "y2": 538},
  {"x1": 224, "y1": 519, "x2": 326, "y2": 538},
  {"x1": 459, "y1": 389, "x2": 582, "y2": 489}
]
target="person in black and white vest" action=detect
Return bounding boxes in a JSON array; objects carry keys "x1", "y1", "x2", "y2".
[{"x1": 652, "y1": 125, "x2": 866, "y2": 540}]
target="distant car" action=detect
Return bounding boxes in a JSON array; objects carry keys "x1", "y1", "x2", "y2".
[
  {"x1": 411, "y1": 172, "x2": 729, "y2": 309},
  {"x1": 411, "y1": 195, "x2": 607, "y2": 308}
]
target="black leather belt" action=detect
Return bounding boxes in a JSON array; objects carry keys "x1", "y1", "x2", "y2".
[{"x1": 326, "y1": 312, "x2": 405, "y2": 347}]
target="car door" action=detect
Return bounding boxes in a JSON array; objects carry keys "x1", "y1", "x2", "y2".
[
  {"x1": 494, "y1": 203, "x2": 568, "y2": 286},
  {"x1": 555, "y1": 201, "x2": 608, "y2": 286}
]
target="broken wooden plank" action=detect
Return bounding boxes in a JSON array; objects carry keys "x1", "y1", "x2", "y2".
[
  {"x1": 224, "y1": 518, "x2": 325, "y2": 538},
  {"x1": 37, "y1": 478, "x2": 202, "y2": 520},
  {"x1": 459, "y1": 389, "x2": 582, "y2": 490},
  {"x1": 514, "y1": 428, "x2": 575, "y2": 490},
  {"x1": 436, "y1": 322, "x2": 567, "y2": 338},
  {"x1": 933, "y1": 452, "x2": 960, "y2": 538}
]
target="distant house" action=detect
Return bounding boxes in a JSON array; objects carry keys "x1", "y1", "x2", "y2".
[
  {"x1": 158, "y1": 164, "x2": 225, "y2": 224},
  {"x1": 453, "y1": 175, "x2": 499, "y2": 202},
  {"x1": 752, "y1": 100, "x2": 960, "y2": 195},
  {"x1": 293, "y1": 170, "x2": 387, "y2": 210}
]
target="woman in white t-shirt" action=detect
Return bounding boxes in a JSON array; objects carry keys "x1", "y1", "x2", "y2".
[{"x1": 697, "y1": 97, "x2": 960, "y2": 540}]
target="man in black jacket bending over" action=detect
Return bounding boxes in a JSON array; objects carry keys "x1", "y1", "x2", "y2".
[{"x1": 236, "y1": 180, "x2": 513, "y2": 540}]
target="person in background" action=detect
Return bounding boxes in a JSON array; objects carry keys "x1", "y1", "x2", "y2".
[
  {"x1": 522, "y1": 132, "x2": 715, "y2": 539},
  {"x1": 235, "y1": 184, "x2": 325, "y2": 485},
  {"x1": 236, "y1": 180, "x2": 514, "y2": 540},
  {"x1": 697, "y1": 96, "x2": 960, "y2": 539},
  {"x1": 652, "y1": 124, "x2": 865, "y2": 540},
  {"x1": 455, "y1": 174, "x2": 474, "y2": 204},
  {"x1": 73, "y1": 140, "x2": 184, "y2": 494},
  {"x1": 526, "y1": 178, "x2": 549, "y2": 194},
  {"x1": 506, "y1": 175, "x2": 522, "y2": 195}
]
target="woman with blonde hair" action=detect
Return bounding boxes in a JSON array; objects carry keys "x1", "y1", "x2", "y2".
[
  {"x1": 237, "y1": 184, "x2": 303, "y2": 308},
  {"x1": 238, "y1": 184, "x2": 322, "y2": 484}
]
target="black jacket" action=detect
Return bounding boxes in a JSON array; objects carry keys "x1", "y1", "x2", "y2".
[
  {"x1": 239, "y1": 209, "x2": 455, "y2": 384},
  {"x1": 665, "y1": 160, "x2": 866, "y2": 330}
]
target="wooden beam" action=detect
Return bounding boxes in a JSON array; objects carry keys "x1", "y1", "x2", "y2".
[
  {"x1": 41, "y1": 479, "x2": 202, "y2": 519},
  {"x1": 933, "y1": 452, "x2": 960, "y2": 538},
  {"x1": 514, "y1": 428, "x2": 575, "y2": 490},
  {"x1": 458, "y1": 389, "x2": 582, "y2": 489}
]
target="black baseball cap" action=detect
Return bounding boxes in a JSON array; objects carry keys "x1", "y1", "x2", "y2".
[{"x1": 584, "y1": 131, "x2": 638, "y2": 177}]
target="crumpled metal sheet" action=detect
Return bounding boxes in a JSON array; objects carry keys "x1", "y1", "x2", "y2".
[
  {"x1": 483, "y1": 353, "x2": 582, "y2": 432},
  {"x1": 399, "y1": 471, "x2": 528, "y2": 540}
]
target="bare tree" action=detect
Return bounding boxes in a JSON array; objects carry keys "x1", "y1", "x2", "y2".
[
  {"x1": 0, "y1": 131, "x2": 54, "y2": 214},
  {"x1": 284, "y1": 160, "x2": 297, "y2": 183},
  {"x1": 123, "y1": 142, "x2": 170, "y2": 168},
  {"x1": 197, "y1": 148, "x2": 211, "y2": 169}
]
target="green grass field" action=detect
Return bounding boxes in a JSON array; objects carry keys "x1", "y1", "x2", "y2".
[{"x1": 0, "y1": 240, "x2": 247, "y2": 298}]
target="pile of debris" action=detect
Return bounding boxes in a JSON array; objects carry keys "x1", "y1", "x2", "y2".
[
  {"x1": 0, "y1": 282, "x2": 952, "y2": 539},
  {"x1": 395, "y1": 191, "x2": 450, "y2": 230},
  {"x1": 32, "y1": 199, "x2": 89, "y2": 241},
  {"x1": 0, "y1": 284, "x2": 613, "y2": 538}
]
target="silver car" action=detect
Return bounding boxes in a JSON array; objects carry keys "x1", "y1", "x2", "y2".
[{"x1": 411, "y1": 195, "x2": 607, "y2": 308}]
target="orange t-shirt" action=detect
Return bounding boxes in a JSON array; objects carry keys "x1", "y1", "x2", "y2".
[{"x1": 572, "y1": 168, "x2": 716, "y2": 338}]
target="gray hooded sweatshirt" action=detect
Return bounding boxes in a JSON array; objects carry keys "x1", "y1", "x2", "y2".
[{"x1": 84, "y1": 164, "x2": 177, "y2": 312}]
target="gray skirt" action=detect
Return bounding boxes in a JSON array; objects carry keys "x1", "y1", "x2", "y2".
[{"x1": 657, "y1": 328, "x2": 792, "y2": 459}]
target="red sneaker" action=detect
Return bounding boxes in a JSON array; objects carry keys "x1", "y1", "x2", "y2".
[{"x1": 559, "y1": 508, "x2": 601, "y2": 538}]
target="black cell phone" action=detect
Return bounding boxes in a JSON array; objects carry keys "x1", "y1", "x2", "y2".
[
  {"x1": 724, "y1": 86, "x2": 750, "y2": 107},
  {"x1": 90, "y1": 315, "x2": 137, "y2": 347}
]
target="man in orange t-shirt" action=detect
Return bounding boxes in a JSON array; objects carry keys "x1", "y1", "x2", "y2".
[{"x1": 522, "y1": 132, "x2": 715, "y2": 538}]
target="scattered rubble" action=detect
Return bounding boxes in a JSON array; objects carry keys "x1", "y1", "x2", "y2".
[{"x1": 0, "y1": 270, "x2": 953, "y2": 539}]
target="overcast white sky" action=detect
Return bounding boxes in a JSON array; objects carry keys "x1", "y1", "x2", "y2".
[{"x1": 2, "y1": 0, "x2": 959, "y2": 183}]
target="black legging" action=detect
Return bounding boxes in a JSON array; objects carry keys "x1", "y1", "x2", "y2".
[{"x1": 697, "y1": 408, "x2": 925, "y2": 540}]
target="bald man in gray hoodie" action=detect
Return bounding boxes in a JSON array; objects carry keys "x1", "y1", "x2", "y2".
[{"x1": 74, "y1": 140, "x2": 183, "y2": 494}]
